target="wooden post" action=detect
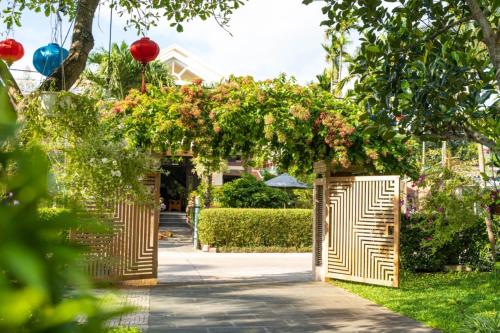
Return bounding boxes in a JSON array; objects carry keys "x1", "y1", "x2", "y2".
[
  {"x1": 441, "y1": 141, "x2": 447, "y2": 167},
  {"x1": 421, "y1": 142, "x2": 426, "y2": 170},
  {"x1": 478, "y1": 144, "x2": 486, "y2": 186}
]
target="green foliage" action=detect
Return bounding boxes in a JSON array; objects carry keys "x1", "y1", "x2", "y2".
[
  {"x1": 417, "y1": 168, "x2": 494, "y2": 253},
  {"x1": 1, "y1": 1, "x2": 246, "y2": 34},
  {"x1": 400, "y1": 167, "x2": 496, "y2": 271},
  {"x1": 308, "y1": 0, "x2": 499, "y2": 152},
  {"x1": 83, "y1": 42, "x2": 174, "y2": 100},
  {"x1": 108, "y1": 76, "x2": 417, "y2": 177},
  {"x1": 400, "y1": 213, "x2": 493, "y2": 272},
  {"x1": 331, "y1": 266, "x2": 500, "y2": 333},
  {"x1": 216, "y1": 174, "x2": 289, "y2": 208},
  {"x1": 459, "y1": 313, "x2": 500, "y2": 333},
  {"x1": 20, "y1": 91, "x2": 153, "y2": 207},
  {"x1": 198, "y1": 208, "x2": 312, "y2": 249},
  {"x1": 291, "y1": 189, "x2": 313, "y2": 209},
  {"x1": 0, "y1": 87, "x2": 129, "y2": 332}
]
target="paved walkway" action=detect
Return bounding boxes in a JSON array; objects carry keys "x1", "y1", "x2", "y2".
[{"x1": 147, "y1": 226, "x2": 437, "y2": 333}]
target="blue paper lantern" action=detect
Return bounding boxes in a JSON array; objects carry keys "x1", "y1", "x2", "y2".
[{"x1": 33, "y1": 43, "x2": 69, "y2": 76}]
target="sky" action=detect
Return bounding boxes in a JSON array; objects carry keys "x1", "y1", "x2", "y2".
[{"x1": 4, "y1": 0, "x2": 336, "y2": 88}]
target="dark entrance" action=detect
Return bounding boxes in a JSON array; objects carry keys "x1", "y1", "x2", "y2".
[{"x1": 160, "y1": 157, "x2": 200, "y2": 212}]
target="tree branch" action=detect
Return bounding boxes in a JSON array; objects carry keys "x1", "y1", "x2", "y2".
[
  {"x1": 422, "y1": 125, "x2": 497, "y2": 152},
  {"x1": 465, "y1": 0, "x2": 500, "y2": 89},
  {"x1": 38, "y1": 0, "x2": 100, "y2": 91},
  {"x1": 427, "y1": 16, "x2": 471, "y2": 41}
]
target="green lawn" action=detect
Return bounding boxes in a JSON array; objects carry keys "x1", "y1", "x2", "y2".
[{"x1": 331, "y1": 265, "x2": 499, "y2": 333}]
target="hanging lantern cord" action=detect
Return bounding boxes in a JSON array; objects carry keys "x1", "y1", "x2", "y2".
[
  {"x1": 141, "y1": 63, "x2": 146, "y2": 93},
  {"x1": 107, "y1": 1, "x2": 113, "y2": 86},
  {"x1": 57, "y1": 8, "x2": 66, "y2": 90}
]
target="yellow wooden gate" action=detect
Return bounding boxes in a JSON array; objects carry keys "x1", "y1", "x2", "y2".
[
  {"x1": 76, "y1": 173, "x2": 160, "y2": 283},
  {"x1": 313, "y1": 174, "x2": 400, "y2": 287}
]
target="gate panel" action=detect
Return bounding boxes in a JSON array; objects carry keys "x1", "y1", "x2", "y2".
[
  {"x1": 326, "y1": 176, "x2": 400, "y2": 287},
  {"x1": 76, "y1": 173, "x2": 160, "y2": 282}
]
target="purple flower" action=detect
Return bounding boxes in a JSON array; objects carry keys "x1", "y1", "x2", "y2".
[
  {"x1": 437, "y1": 207, "x2": 444, "y2": 213},
  {"x1": 425, "y1": 236, "x2": 433, "y2": 241},
  {"x1": 416, "y1": 174, "x2": 426, "y2": 186}
]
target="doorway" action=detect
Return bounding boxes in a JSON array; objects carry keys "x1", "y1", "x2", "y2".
[{"x1": 160, "y1": 157, "x2": 200, "y2": 212}]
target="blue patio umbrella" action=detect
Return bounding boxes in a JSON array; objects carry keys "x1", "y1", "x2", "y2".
[{"x1": 264, "y1": 173, "x2": 310, "y2": 189}]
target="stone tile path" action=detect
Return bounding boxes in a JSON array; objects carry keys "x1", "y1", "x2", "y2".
[
  {"x1": 98, "y1": 288, "x2": 150, "y2": 331},
  {"x1": 148, "y1": 225, "x2": 438, "y2": 333},
  {"x1": 149, "y1": 280, "x2": 436, "y2": 333}
]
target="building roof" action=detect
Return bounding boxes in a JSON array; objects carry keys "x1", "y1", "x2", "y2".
[{"x1": 157, "y1": 44, "x2": 223, "y2": 85}]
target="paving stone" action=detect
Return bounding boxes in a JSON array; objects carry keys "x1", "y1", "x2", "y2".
[{"x1": 145, "y1": 226, "x2": 438, "y2": 333}]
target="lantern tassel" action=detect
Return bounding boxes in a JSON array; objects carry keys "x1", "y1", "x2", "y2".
[{"x1": 141, "y1": 64, "x2": 146, "y2": 94}]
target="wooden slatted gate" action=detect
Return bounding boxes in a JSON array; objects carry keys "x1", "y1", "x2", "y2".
[
  {"x1": 75, "y1": 173, "x2": 160, "y2": 283},
  {"x1": 313, "y1": 175, "x2": 400, "y2": 287}
]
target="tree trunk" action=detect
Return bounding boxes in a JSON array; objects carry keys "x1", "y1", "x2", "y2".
[
  {"x1": 484, "y1": 212, "x2": 497, "y2": 263},
  {"x1": 38, "y1": 0, "x2": 100, "y2": 91},
  {"x1": 477, "y1": 143, "x2": 496, "y2": 262},
  {"x1": 204, "y1": 173, "x2": 212, "y2": 208},
  {"x1": 465, "y1": 0, "x2": 500, "y2": 89}
]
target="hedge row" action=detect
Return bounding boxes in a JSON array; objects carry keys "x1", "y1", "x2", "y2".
[
  {"x1": 218, "y1": 246, "x2": 311, "y2": 253},
  {"x1": 198, "y1": 208, "x2": 312, "y2": 249}
]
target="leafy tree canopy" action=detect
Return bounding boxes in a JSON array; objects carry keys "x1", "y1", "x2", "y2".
[{"x1": 306, "y1": 0, "x2": 499, "y2": 153}]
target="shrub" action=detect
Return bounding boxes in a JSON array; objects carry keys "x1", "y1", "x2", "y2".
[
  {"x1": 198, "y1": 208, "x2": 312, "y2": 249},
  {"x1": 218, "y1": 246, "x2": 311, "y2": 253},
  {"x1": 401, "y1": 213, "x2": 493, "y2": 272},
  {"x1": 215, "y1": 174, "x2": 290, "y2": 208}
]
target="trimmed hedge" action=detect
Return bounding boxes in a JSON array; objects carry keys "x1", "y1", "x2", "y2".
[
  {"x1": 218, "y1": 246, "x2": 311, "y2": 253},
  {"x1": 198, "y1": 208, "x2": 312, "y2": 249}
]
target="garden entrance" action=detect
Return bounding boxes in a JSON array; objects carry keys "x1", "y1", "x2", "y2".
[{"x1": 81, "y1": 165, "x2": 401, "y2": 288}]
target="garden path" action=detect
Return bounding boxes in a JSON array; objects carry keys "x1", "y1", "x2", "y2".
[{"x1": 147, "y1": 227, "x2": 438, "y2": 333}]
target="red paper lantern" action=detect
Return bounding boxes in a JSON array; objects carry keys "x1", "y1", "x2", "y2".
[
  {"x1": 130, "y1": 37, "x2": 160, "y2": 93},
  {"x1": 130, "y1": 37, "x2": 160, "y2": 65},
  {"x1": 0, "y1": 38, "x2": 24, "y2": 65}
]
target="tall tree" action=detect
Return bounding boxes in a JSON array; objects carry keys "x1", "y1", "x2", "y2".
[
  {"x1": 82, "y1": 41, "x2": 174, "y2": 99},
  {"x1": 305, "y1": 0, "x2": 499, "y2": 152},
  {"x1": 321, "y1": 21, "x2": 352, "y2": 95},
  {"x1": 0, "y1": 0, "x2": 246, "y2": 96}
]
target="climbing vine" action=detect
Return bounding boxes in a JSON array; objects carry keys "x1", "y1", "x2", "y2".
[{"x1": 106, "y1": 75, "x2": 418, "y2": 177}]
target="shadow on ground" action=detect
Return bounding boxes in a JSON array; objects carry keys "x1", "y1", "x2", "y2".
[{"x1": 148, "y1": 275, "x2": 438, "y2": 333}]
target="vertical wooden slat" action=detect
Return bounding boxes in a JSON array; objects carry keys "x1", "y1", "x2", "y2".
[{"x1": 73, "y1": 172, "x2": 160, "y2": 282}]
